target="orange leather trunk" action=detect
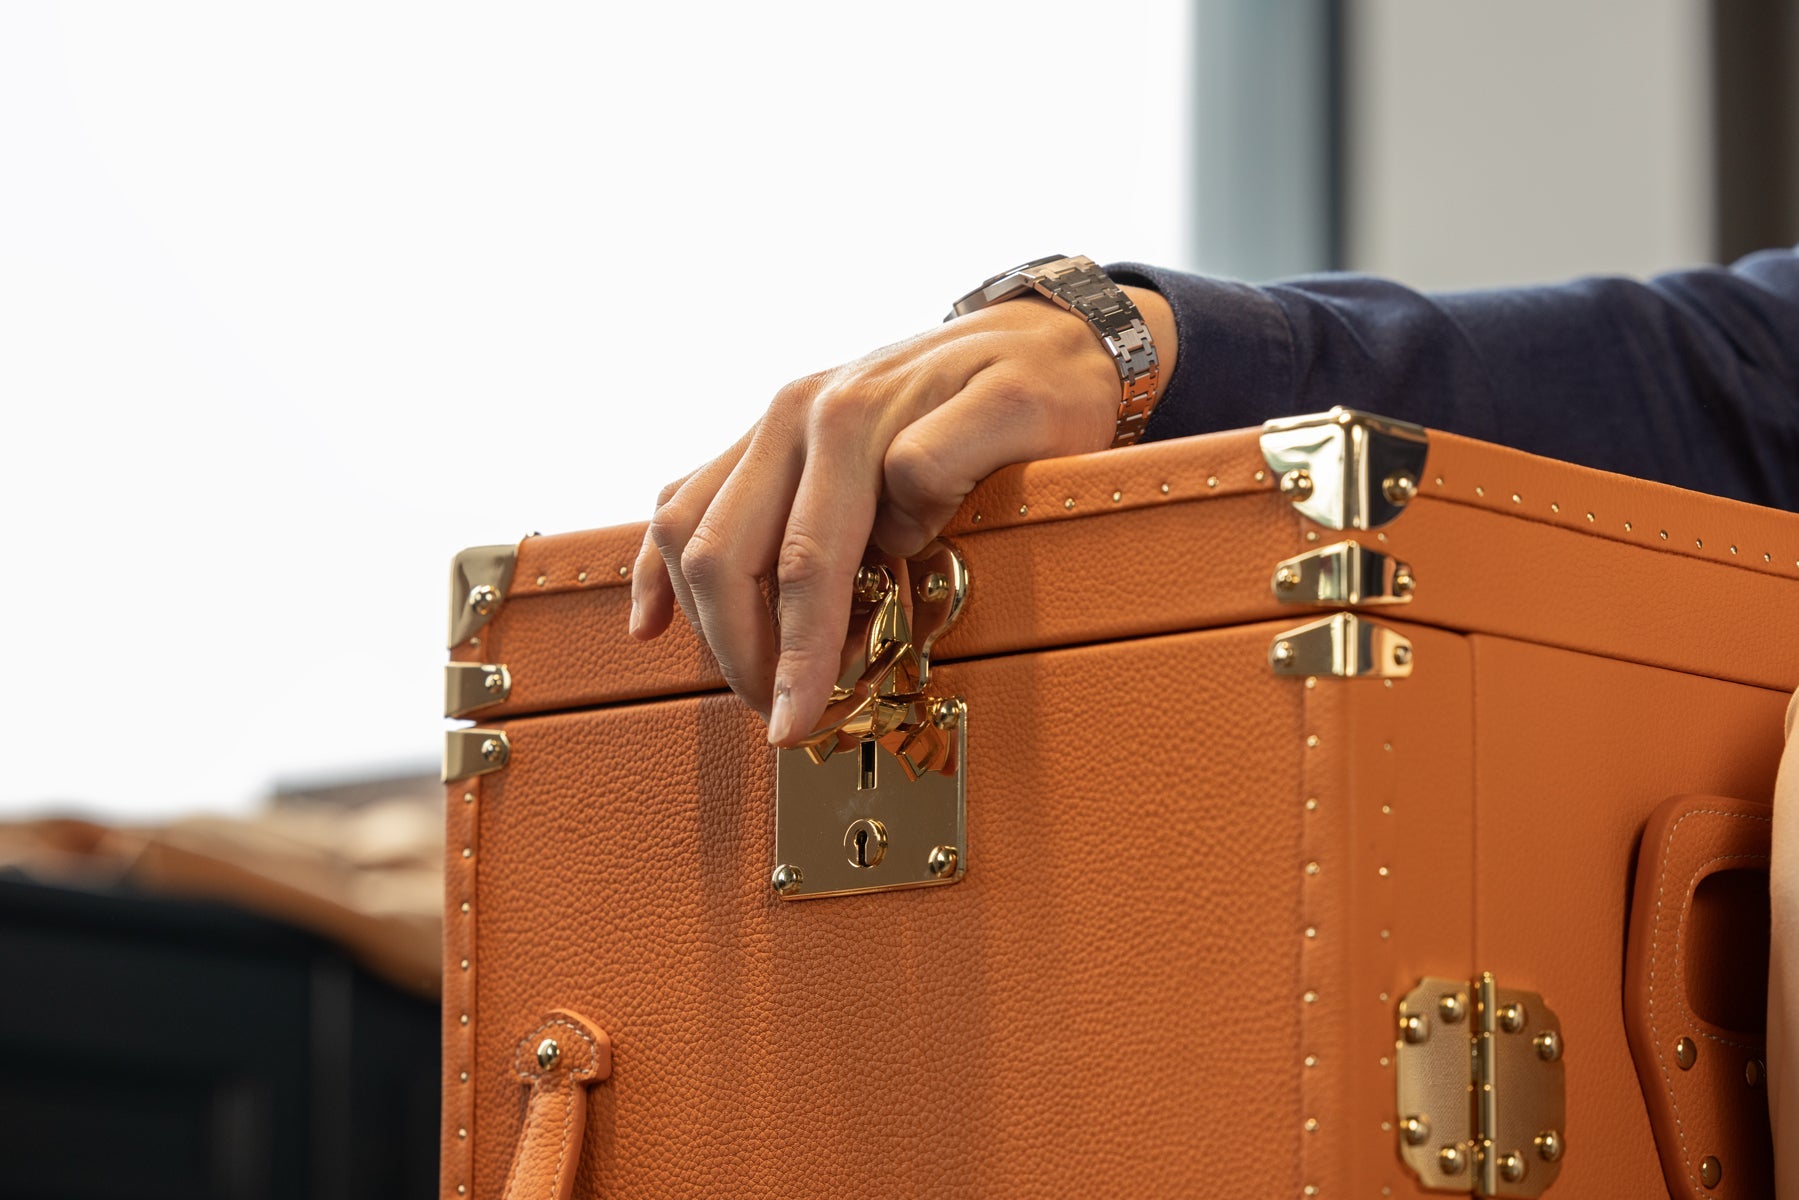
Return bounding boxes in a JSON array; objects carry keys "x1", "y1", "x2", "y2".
[{"x1": 442, "y1": 412, "x2": 1799, "y2": 1199}]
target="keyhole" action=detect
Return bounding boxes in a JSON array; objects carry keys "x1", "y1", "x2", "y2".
[
  {"x1": 858, "y1": 739, "x2": 876, "y2": 790},
  {"x1": 842, "y1": 818, "x2": 888, "y2": 868}
]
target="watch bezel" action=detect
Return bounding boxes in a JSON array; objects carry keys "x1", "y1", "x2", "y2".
[{"x1": 946, "y1": 253, "x2": 1069, "y2": 319}]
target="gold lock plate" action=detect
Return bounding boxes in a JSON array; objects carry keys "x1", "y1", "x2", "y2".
[
  {"x1": 1396, "y1": 974, "x2": 1567, "y2": 1197},
  {"x1": 773, "y1": 540, "x2": 969, "y2": 900}
]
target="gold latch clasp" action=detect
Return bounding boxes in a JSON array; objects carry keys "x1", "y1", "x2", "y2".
[{"x1": 772, "y1": 540, "x2": 969, "y2": 900}]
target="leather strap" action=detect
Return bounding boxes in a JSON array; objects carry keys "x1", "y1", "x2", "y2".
[
  {"x1": 501, "y1": 1010, "x2": 612, "y2": 1200},
  {"x1": 1624, "y1": 794, "x2": 1774, "y2": 1198}
]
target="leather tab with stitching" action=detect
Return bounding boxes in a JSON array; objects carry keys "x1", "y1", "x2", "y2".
[{"x1": 500, "y1": 1010, "x2": 612, "y2": 1200}]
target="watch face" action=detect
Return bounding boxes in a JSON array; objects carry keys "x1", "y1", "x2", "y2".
[{"x1": 980, "y1": 253, "x2": 1066, "y2": 289}]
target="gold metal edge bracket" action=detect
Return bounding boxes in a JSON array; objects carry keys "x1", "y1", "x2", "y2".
[
  {"x1": 1271, "y1": 540, "x2": 1416, "y2": 606},
  {"x1": 1260, "y1": 408, "x2": 1430, "y2": 531},
  {"x1": 449, "y1": 543, "x2": 519, "y2": 649},
  {"x1": 445, "y1": 662, "x2": 513, "y2": 718},
  {"x1": 1268, "y1": 613, "x2": 1414, "y2": 679},
  {"x1": 444, "y1": 728, "x2": 511, "y2": 783}
]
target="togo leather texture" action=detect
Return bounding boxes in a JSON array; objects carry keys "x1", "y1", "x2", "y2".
[
  {"x1": 444, "y1": 418, "x2": 1799, "y2": 1198},
  {"x1": 1625, "y1": 796, "x2": 1775, "y2": 1199}
]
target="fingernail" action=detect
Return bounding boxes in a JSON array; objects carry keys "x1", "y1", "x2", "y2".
[
  {"x1": 767, "y1": 685, "x2": 794, "y2": 745},
  {"x1": 628, "y1": 596, "x2": 642, "y2": 636}
]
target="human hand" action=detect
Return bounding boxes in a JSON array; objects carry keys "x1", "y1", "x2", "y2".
[{"x1": 627, "y1": 284, "x2": 1176, "y2": 747}]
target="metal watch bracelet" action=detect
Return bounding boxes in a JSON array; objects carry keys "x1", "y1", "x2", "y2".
[{"x1": 947, "y1": 254, "x2": 1161, "y2": 448}]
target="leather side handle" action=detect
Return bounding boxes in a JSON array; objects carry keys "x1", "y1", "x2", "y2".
[
  {"x1": 501, "y1": 1010, "x2": 612, "y2": 1200},
  {"x1": 1624, "y1": 795, "x2": 1774, "y2": 1199}
]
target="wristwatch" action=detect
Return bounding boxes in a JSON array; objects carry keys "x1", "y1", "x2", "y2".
[{"x1": 947, "y1": 254, "x2": 1161, "y2": 447}]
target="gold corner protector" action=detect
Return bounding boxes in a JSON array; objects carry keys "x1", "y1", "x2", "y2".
[
  {"x1": 445, "y1": 663, "x2": 512, "y2": 718},
  {"x1": 1260, "y1": 408, "x2": 1430, "y2": 531},
  {"x1": 448, "y1": 543, "x2": 519, "y2": 649},
  {"x1": 1268, "y1": 612, "x2": 1414, "y2": 679},
  {"x1": 444, "y1": 728, "x2": 510, "y2": 783}
]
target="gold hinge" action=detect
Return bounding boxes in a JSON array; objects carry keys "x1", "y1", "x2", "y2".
[
  {"x1": 1260, "y1": 408, "x2": 1430, "y2": 531},
  {"x1": 1268, "y1": 613, "x2": 1414, "y2": 679},
  {"x1": 448, "y1": 543, "x2": 518, "y2": 649},
  {"x1": 1396, "y1": 974, "x2": 1567, "y2": 1197},
  {"x1": 1271, "y1": 540, "x2": 1415, "y2": 606},
  {"x1": 445, "y1": 662, "x2": 512, "y2": 717},
  {"x1": 772, "y1": 540, "x2": 969, "y2": 900},
  {"x1": 443, "y1": 728, "x2": 510, "y2": 783}
]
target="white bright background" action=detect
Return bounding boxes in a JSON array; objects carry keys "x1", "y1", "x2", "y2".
[{"x1": 1, "y1": 4, "x2": 1194, "y2": 818}]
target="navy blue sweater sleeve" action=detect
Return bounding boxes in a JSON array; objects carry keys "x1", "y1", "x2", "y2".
[{"x1": 1106, "y1": 250, "x2": 1799, "y2": 511}]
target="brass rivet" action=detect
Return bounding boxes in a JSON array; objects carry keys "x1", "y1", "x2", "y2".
[
  {"x1": 1439, "y1": 1145, "x2": 1467, "y2": 1176},
  {"x1": 1383, "y1": 741, "x2": 1393, "y2": 752},
  {"x1": 1498, "y1": 1001, "x2": 1528, "y2": 1033},
  {"x1": 1272, "y1": 639, "x2": 1297, "y2": 666},
  {"x1": 1475, "y1": 485, "x2": 1486, "y2": 497},
  {"x1": 459, "y1": 958, "x2": 469, "y2": 970},
  {"x1": 1304, "y1": 797, "x2": 1318, "y2": 811},
  {"x1": 1498, "y1": 1152, "x2": 1526, "y2": 1183},
  {"x1": 771, "y1": 864, "x2": 803, "y2": 895},
  {"x1": 1304, "y1": 926, "x2": 1318, "y2": 939},
  {"x1": 459, "y1": 1070, "x2": 469, "y2": 1082},
  {"x1": 1586, "y1": 511, "x2": 1596, "y2": 523},
  {"x1": 1305, "y1": 530, "x2": 1319, "y2": 542},
  {"x1": 1303, "y1": 990, "x2": 1319, "y2": 1004},
  {"x1": 1063, "y1": 497, "x2": 1075, "y2": 510},
  {"x1": 1377, "y1": 865, "x2": 1390, "y2": 878},
  {"x1": 1381, "y1": 804, "x2": 1392, "y2": 814},
  {"x1": 460, "y1": 901, "x2": 470, "y2": 913},
  {"x1": 919, "y1": 572, "x2": 950, "y2": 602},
  {"x1": 1533, "y1": 1029, "x2": 1561, "y2": 1061},
  {"x1": 536, "y1": 1037, "x2": 560, "y2": 1069},
  {"x1": 1303, "y1": 1117, "x2": 1319, "y2": 1133},
  {"x1": 1393, "y1": 565, "x2": 1416, "y2": 596},
  {"x1": 1304, "y1": 860, "x2": 1320, "y2": 876},
  {"x1": 930, "y1": 697, "x2": 966, "y2": 730},
  {"x1": 468, "y1": 636, "x2": 480, "y2": 649},
  {"x1": 1306, "y1": 734, "x2": 1320, "y2": 748},
  {"x1": 457, "y1": 1127, "x2": 467, "y2": 1139},
  {"x1": 1660, "y1": 529, "x2": 1669, "y2": 540},
  {"x1": 1111, "y1": 490, "x2": 1122, "y2": 502},
  {"x1": 463, "y1": 791, "x2": 474, "y2": 804},
  {"x1": 1254, "y1": 468, "x2": 1266, "y2": 482},
  {"x1": 1159, "y1": 482, "x2": 1171, "y2": 495},
  {"x1": 1675, "y1": 1036, "x2": 1697, "y2": 1069},
  {"x1": 1402, "y1": 1014, "x2": 1430, "y2": 1044},
  {"x1": 1018, "y1": 503, "x2": 1029, "y2": 515},
  {"x1": 1274, "y1": 565, "x2": 1302, "y2": 591},
  {"x1": 1304, "y1": 676, "x2": 1317, "y2": 689},
  {"x1": 1206, "y1": 475, "x2": 1219, "y2": 488},
  {"x1": 484, "y1": 671, "x2": 505, "y2": 692},
  {"x1": 616, "y1": 565, "x2": 628, "y2": 577},
  {"x1": 1304, "y1": 1053, "x2": 1319, "y2": 1067},
  {"x1": 468, "y1": 584, "x2": 501, "y2": 616},
  {"x1": 1402, "y1": 1115, "x2": 1431, "y2": 1145},
  {"x1": 1439, "y1": 993, "x2": 1467, "y2": 1023},
  {"x1": 480, "y1": 736, "x2": 505, "y2": 763},
  {"x1": 461, "y1": 848, "x2": 472, "y2": 859},
  {"x1": 1377, "y1": 531, "x2": 1388, "y2": 541},
  {"x1": 1393, "y1": 644, "x2": 1413, "y2": 666},
  {"x1": 1280, "y1": 468, "x2": 1315, "y2": 501},
  {"x1": 1535, "y1": 1130, "x2": 1563, "y2": 1162},
  {"x1": 1378, "y1": 928, "x2": 1391, "y2": 940},
  {"x1": 1700, "y1": 1155, "x2": 1721, "y2": 1188},
  {"x1": 459, "y1": 1013, "x2": 469, "y2": 1025},
  {"x1": 1695, "y1": 538, "x2": 1703, "y2": 548},
  {"x1": 1730, "y1": 545, "x2": 1738, "y2": 554},
  {"x1": 1382, "y1": 473, "x2": 1417, "y2": 504},
  {"x1": 577, "y1": 570, "x2": 588, "y2": 582},
  {"x1": 1379, "y1": 1055, "x2": 1389, "y2": 1066},
  {"x1": 1511, "y1": 493, "x2": 1522, "y2": 504},
  {"x1": 1747, "y1": 1058, "x2": 1765, "y2": 1087},
  {"x1": 1765, "y1": 553, "x2": 1773, "y2": 563},
  {"x1": 1303, "y1": 1188, "x2": 1318, "y2": 1198},
  {"x1": 971, "y1": 512, "x2": 982, "y2": 523},
  {"x1": 927, "y1": 845, "x2": 959, "y2": 877},
  {"x1": 1551, "y1": 502, "x2": 1561, "y2": 513},
  {"x1": 458, "y1": 1186, "x2": 466, "y2": 1195},
  {"x1": 1434, "y1": 475, "x2": 1445, "y2": 486},
  {"x1": 535, "y1": 574, "x2": 547, "y2": 587}
]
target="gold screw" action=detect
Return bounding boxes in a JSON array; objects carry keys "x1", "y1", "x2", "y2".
[
  {"x1": 1383, "y1": 472, "x2": 1418, "y2": 504},
  {"x1": 927, "y1": 845, "x2": 959, "y2": 877},
  {"x1": 1439, "y1": 993, "x2": 1467, "y2": 1023},
  {"x1": 919, "y1": 572, "x2": 950, "y2": 602},
  {"x1": 1274, "y1": 565, "x2": 1302, "y2": 591},
  {"x1": 770, "y1": 864, "x2": 803, "y2": 895},
  {"x1": 1401, "y1": 1116, "x2": 1430, "y2": 1145},
  {"x1": 1535, "y1": 1130, "x2": 1564, "y2": 1162},
  {"x1": 1271, "y1": 640, "x2": 1296, "y2": 667},
  {"x1": 931, "y1": 697, "x2": 966, "y2": 730},
  {"x1": 853, "y1": 565, "x2": 890, "y2": 602},
  {"x1": 1498, "y1": 1001, "x2": 1528, "y2": 1033},
  {"x1": 1393, "y1": 644, "x2": 1413, "y2": 667},
  {"x1": 1498, "y1": 1152, "x2": 1526, "y2": 1183},
  {"x1": 1438, "y1": 1145, "x2": 1467, "y2": 1176},
  {"x1": 480, "y1": 737, "x2": 505, "y2": 763},
  {"x1": 468, "y1": 584, "x2": 501, "y2": 615},
  {"x1": 484, "y1": 671, "x2": 505, "y2": 692},
  {"x1": 1401, "y1": 1013, "x2": 1430, "y2": 1044},
  {"x1": 1280, "y1": 468, "x2": 1315, "y2": 501},
  {"x1": 1699, "y1": 1156, "x2": 1721, "y2": 1188},
  {"x1": 1534, "y1": 1029, "x2": 1561, "y2": 1061},
  {"x1": 1676, "y1": 1036, "x2": 1697, "y2": 1070},
  {"x1": 536, "y1": 1038, "x2": 560, "y2": 1069},
  {"x1": 1393, "y1": 564, "x2": 1416, "y2": 596}
]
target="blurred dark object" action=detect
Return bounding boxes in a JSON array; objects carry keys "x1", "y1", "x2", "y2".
[
  {"x1": 1713, "y1": 0, "x2": 1799, "y2": 261},
  {"x1": 0, "y1": 876, "x2": 439, "y2": 1200},
  {"x1": 0, "y1": 773, "x2": 442, "y2": 999}
]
